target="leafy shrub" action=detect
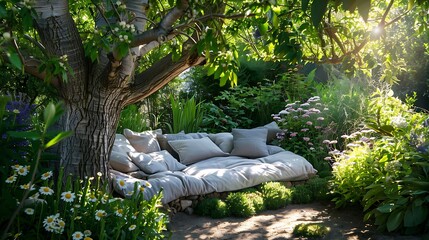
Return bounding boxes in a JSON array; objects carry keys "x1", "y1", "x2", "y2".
[
  {"x1": 199, "y1": 103, "x2": 238, "y2": 133},
  {"x1": 305, "y1": 177, "x2": 331, "y2": 201},
  {"x1": 330, "y1": 89, "x2": 429, "y2": 234},
  {"x1": 293, "y1": 223, "x2": 330, "y2": 238},
  {"x1": 225, "y1": 192, "x2": 257, "y2": 218},
  {"x1": 1, "y1": 98, "x2": 167, "y2": 239},
  {"x1": 291, "y1": 185, "x2": 313, "y2": 204},
  {"x1": 195, "y1": 198, "x2": 229, "y2": 219},
  {"x1": 272, "y1": 96, "x2": 334, "y2": 176},
  {"x1": 247, "y1": 192, "x2": 265, "y2": 213},
  {"x1": 259, "y1": 182, "x2": 292, "y2": 210}
]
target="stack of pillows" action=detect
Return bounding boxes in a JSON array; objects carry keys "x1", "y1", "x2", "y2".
[{"x1": 109, "y1": 122, "x2": 283, "y2": 177}]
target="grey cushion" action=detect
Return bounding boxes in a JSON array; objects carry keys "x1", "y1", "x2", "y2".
[
  {"x1": 231, "y1": 128, "x2": 269, "y2": 158},
  {"x1": 157, "y1": 132, "x2": 193, "y2": 159},
  {"x1": 168, "y1": 137, "x2": 228, "y2": 165},
  {"x1": 148, "y1": 150, "x2": 187, "y2": 171},
  {"x1": 128, "y1": 150, "x2": 186, "y2": 174},
  {"x1": 129, "y1": 152, "x2": 167, "y2": 174},
  {"x1": 267, "y1": 145, "x2": 285, "y2": 155},
  {"x1": 208, "y1": 132, "x2": 234, "y2": 153},
  {"x1": 256, "y1": 121, "x2": 283, "y2": 143},
  {"x1": 124, "y1": 129, "x2": 162, "y2": 153},
  {"x1": 109, "y1": 134, "x2": 139, "y2": 172}
]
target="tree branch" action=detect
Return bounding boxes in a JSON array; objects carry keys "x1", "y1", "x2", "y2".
[
  {"x1": 130, "y1": 0, "x2": 189, "y2": 47},
  {"x1": 126, "y1": 46, "x2": 204, "y2": 105}
]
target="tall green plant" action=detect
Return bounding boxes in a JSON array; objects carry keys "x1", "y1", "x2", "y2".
[
  {"x1": 168, "y1": 96, "x2": 205, "y2": 133},
  {"x1": 117, "y1": 105, "x2": 150, "y2": 133}
]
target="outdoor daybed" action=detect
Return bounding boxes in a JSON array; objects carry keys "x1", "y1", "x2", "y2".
[{"x1": 109, "y1": 124, "x2": 317, "y2": 204}]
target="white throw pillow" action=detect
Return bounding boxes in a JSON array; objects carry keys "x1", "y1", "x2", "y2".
[
  {"x1": 128, "y1": 150, "x2": 186, "y2": 174},
  {"x1": 123, "y1": 129, "x2": 162, "y2": 153},
  {"x1": 109, "y1": 134, "x2": 139, "y2": 172},
  {"x1": 168, "y1": 137, "x2": 228, "y2": 165}
]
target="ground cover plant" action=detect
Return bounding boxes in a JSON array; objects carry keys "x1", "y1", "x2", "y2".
[
  {"x1": 293, "y1": 223, "x2": 330, "y2": 238},
  {"x1": 0, "y1": 96, "x2": 168, "y2": 240},
  {"x1": 195, "y1": 179, "x2": 332, "y2": 219},
  {"x1": 330, "y1": 89, "x2": 429, "y2": 235}
]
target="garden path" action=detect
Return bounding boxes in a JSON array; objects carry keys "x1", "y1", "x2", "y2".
[{"x1": 169, "y1": 202, "x2": 422, "y2": 240}]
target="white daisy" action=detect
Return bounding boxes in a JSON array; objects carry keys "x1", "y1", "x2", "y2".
[
  {"x1": 115, "y1": 209, "x2": 123, "y2": 217},
  {"x1": 39, "y1": 186, "x2": 54, "y2": 195},
  {"x1": 128, "y1": 224, "x2": 136, "y2": 231},
  {"x1": 20, "y1": 182, "x2": 35, "y2": 190},
  {"x1": 24, "y1": 208, "x2": 34, "y2": 215},
  {"x1": 17, "y1": 165, "x2": 29, "y2": 176},
  {"x1": 72, "y1": 231, "x2": 84, "y2": 240},
  {"x1": 5, "y1": 175, "x2": 17, "y2": 183},
  {"x1": 94, "y1": 210, "x2": 106, "y2": 221},
  {"x1": 117, "y1": 179, "x2": 127, "y2": 190},
  {"x1": 61, "y1": 191, "x2": 76, "y2": 202},
  {"x1": 41, "y1": 171, "x2": 53, "y2": 180}
]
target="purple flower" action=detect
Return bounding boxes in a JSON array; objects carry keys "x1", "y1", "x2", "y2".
[
  {"x1": 300, "y1": 128, "x2": 309, "y2": 132},
  {"x1": 306, "y1": 121, "x2": 313, "y2": 126},
  {"x1": 290, "y1": 132, "x2": 298, "y2": 137},
  {"x1": 303, "y1": 137, "x2": 310, "y2": 142}
]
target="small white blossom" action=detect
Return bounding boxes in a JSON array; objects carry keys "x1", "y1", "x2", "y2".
[
  {"x1": 17, "y1": 165, "x2": 29, "y2": 176},
  {"x1": 117, "y1": 179, "x2": 127, "y2": 190},
  {"x1": 391, "y1": 116, "x2": 408, "y2": 128},
  {"x1": 72, "y1": 231, "x2": 84, "y2": 240},
  {"x1": 5, "y1": 175, "x2": 17, "y2": 183},
  {"x1": 24, "y1": 208, "x2": 34, "y2": 215},
  {"x1": 95, "y1": 210, "x2": 106, "y2": 221},
  {"x1": 3, "y1": 32, "x2": 11, "y2": 39},
  {"x1": 128, "y1": 224, "x2": 136, "y2": 231},
  {"x1": 41, "y1": 171, "x2": 53, "y2": 180},
  {"x1": 61, "y1": 191, "x2": 76, "y2": 202},
  {"x1": 39, "y1": 186, "x2": 54, "y2": 195}
]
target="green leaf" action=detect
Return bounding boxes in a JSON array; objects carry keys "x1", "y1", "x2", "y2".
[
  {"x1": 44, "y1": 102, "x2": 57, "y2": 128},
  {"x1": 271, "y1": 11, "x2": 279, "y2": 28},
  {"x1": 342, "y1": 0, "x2": 357, "y2": 12},
  {"x1": 8, "y1": 52, "x2": 22, "y2": 70},
  {"x1": 45, "y1": 131, "x2": 73, "y2": 149},
  {"x1": 408, "y1": 0, "x2": 414, "y2": 10},
  {"x1": 207, "y1": 65, "x2": 217, "y2": 76},
  {"x1": 306, "y1": 68, "x2": 317, "y2": 82},
  {"x1": 302, "y1": 0, "x2": 311, "y2": 11},
  {"x1": 386, "y1": 209, "x2": 403, "y2": 232},
  {"x1": 377, "y1": 203, "x2": 396, "y2": 213},
  {"x1": 219, "y1": 72, "x2": 228, "y2": 87},
  {"x1": 404, "y1": 204, "x2": 427, "y2": 227},
  {"x1": 7, "y1": 130, "x2": 41, "y2": 140},
  {"x1": 0, "y1": 4, "x2": 6, "y2": 18},
  {"x1": 258, "y1": 22, "x2": 269, "y2": 35},
  {"x1": 311, "y1": 0, "x2": 328, "y2": 27},
  {"x1": 357, "y1": 0, "x2": 371, "y2": 22}
]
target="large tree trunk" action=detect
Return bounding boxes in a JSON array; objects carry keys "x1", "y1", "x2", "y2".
[{"x1": 59, "y1": 90, "x2": 125, "y2": 179}]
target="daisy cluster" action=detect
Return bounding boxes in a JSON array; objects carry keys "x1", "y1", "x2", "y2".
[{"x1": 4, "y1": 164, "x2": 166, "y2": 239}]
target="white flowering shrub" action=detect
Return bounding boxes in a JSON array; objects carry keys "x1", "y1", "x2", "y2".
[
  {"x1": 272, "y1": 96, "x2": 336, "y2": 177},
  {"x1": 330, "y1": 89, "x2": 429, "y2": 234},
  {"x1": 1, "y1": 99, "x2": 168, "y2": 239}
]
